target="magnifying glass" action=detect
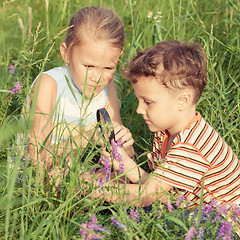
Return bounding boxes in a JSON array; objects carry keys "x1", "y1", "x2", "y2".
[{"x1": 96, "y1": 108, "x2": 115, "y2": 144}]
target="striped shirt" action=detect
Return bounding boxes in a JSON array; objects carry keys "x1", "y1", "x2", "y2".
[{"x1": 147, "y1": 112, "x2": 240, "y2": 206}]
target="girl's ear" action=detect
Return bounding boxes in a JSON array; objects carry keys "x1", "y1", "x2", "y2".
[{"x1": 60, "y1": 42, "x2": 69, "y2": 64}]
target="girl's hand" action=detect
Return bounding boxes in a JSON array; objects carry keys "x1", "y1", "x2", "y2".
[{"x1": 113, "y1": 124, "x2": 134, "y2": 149}]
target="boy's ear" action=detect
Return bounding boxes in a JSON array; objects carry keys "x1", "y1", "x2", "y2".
[
  {"x1": 60, "y1": 42, "x2": 69, "y2": 64},
  {"x1": 178, "y1": 89, "x2": 194, "y2": 111}
]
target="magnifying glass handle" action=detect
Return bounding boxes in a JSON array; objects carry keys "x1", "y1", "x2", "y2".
[{"x1": 96, "y1": 108, "x2": 115, "y2": 143}]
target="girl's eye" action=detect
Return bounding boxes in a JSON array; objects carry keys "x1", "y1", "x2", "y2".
[{"x1": 84, "y1": 65, "x2": 94, "y2": 68}]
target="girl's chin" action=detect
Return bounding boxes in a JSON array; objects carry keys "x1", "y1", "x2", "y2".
[{"x1": 84, "y1": 88, "x2": 102, "y2": 98}]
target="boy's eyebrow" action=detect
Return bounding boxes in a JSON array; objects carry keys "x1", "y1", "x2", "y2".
[{"x1": 134, "y1": 92, "x2": 152, "y2": 101}]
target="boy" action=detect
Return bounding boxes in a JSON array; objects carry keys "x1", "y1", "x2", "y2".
[{"x1": 91, "y1": 40, "x2": 240, "y2": 209}]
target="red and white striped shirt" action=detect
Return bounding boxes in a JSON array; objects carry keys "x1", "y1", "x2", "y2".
[{"x1": 148, "y1": 112, "x2": 240, "y2": 206}]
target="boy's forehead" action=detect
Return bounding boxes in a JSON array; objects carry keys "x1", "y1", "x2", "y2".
[{"x1": 132, "y1": 76, "x2": 160, "y2": 93}]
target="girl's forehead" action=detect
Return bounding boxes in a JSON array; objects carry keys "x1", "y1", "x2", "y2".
[{"x1": 71, "y1": 39, "x2": 122, "y2": 65}]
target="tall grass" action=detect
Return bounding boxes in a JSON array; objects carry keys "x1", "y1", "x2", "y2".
[{"x1": 0, "y1": 0, "x2": 239, "y2": 239}]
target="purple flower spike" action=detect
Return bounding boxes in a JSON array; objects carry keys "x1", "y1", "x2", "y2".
[
  {"x1": 185, "y1": 226, "x2": 197, "y2": 240},
  {"x1": 111, "y1": 216, "x2": 127, "y2": 231},
  {"x1": 128, "y1": 209, "x2": 140, "y2": 223},
  {"x1": 79, "y1": 214, "x2": 109, "y2": 240},
  {"x1": 90, "y1": 214, "x2": 98, "y2": 224},
  {"x1": 176, "y1": 195, "x2": 185, "y2": 208},
  {"x1": 100, "y1": 157, "x2": 111, "y2": 182},
  {"x1": 216, "y1": 203, "x2": 228, "y2": 215},
  {"x1": 167, "y1": 201, "x2": 173, "y2": 213},
  {"x1": 8, "y1": 65, "x2": 15, "y2": 74},
  {"x1": 197, "y1": 227, "x2": 205, "y2": 239},
  {"x1": 217, "y1": 221, "x2": 232, "y2": 240},
  {"x1": 10, "y1": 81, "x2": 22, "y2": 94},
  {"x1": 111, "y1": 140, "x2": 124, "y2": 174}
]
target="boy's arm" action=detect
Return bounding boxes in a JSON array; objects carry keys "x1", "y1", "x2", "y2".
[
  {"x1": 105, "y1": 146, "x2": 148, "y2": 184},
  {"x1": 92, "y1": 175, "x2": 173, "y2": 207}
]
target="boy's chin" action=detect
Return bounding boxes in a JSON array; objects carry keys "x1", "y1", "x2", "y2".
[{"x1": 146, "y1": 123, "x2": 162, "y2": 133}]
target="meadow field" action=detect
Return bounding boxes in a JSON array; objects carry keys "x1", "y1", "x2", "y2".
[{"x1": 0, "y1": 0, "x2": 240, "y2": 239}]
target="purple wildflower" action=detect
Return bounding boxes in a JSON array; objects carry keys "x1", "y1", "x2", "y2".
[
  {"x1": 79, "y1": 214, "x2": 109, "y2": 240},
  {"x1": 157, "y1": 210, "x2": 162, "y2": 219},
  {"x1": 209, "y1": 199, "x2": 217, "y2": 208},
  {"x1": 185, "y1": 226, "x2": 197, "y2": 240},
  {"x1": 213, "y1": 215, "x2": 220, "y2": 222},
  {"x1": 111, "y1": 140, "x2": 124, "y2": 174},
  {"x1": 111, "y1": 216, "x2": 127, "y2": 231},
  {"x1": 230, "y1": 204, "x2": 240, "y2": 222},
  {"x1": 8, "y1": 65, "x2": 15, "y2": 74},
  {"x1": 90, "y1": 214, "x2": 98, "y2": 224},
  {"x1": 176, "y1": 195, "x2": 185, "y2": 208},
  {"x1": 202, "y1": 204, "x2": 213, "y2": 215},
  {"x1": 97, "y1": 178, "x2": 104, "y2": 187},
  {"x1": 128, "y1": 209, "x2": 140, "y2": 223},
  {"x1": 100, "y1": 157, "x2": 111, "y2": 182},
  {"x1": 167, "y1": 201, "x2": 173, "y2": 213},
  {"x1": 10, "y1": 81, "x2": 22, "y2": 94},
  {"x1": 197, "y1": 227, "x2": 205, "y2": 240},
  {"x1": 216, "y1": 203, "x2": 228, "y2": 215},
  {"x1": 217, "y1": 221, "x2": 232, "y2": 240}
]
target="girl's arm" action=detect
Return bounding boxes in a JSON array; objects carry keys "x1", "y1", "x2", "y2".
[
  {"x1": 105, "y1": 80, "x2": 134, "y2": 157},
  {"x1": 28, "y1": 74, "x2": 94, "y2": 179},
  {"x1": 28, "y1": 74, "x2": 58, "y2": 168}
]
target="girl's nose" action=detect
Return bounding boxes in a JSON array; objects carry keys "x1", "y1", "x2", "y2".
[{"x1": 89, "y1": 69, "x2": 102, "y2": 83}]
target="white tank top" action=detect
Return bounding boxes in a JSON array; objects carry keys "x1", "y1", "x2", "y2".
[{"x1": 28, "y1": 65, "x2": 108, "y2": 144}]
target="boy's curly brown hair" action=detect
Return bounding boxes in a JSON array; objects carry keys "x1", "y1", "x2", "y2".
[{"x1": 122, "y1": 40, "x2": 207, "y2": 103}]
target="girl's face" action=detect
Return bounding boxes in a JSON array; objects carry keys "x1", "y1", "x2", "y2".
[
  {"x1": 61, "y1": 39, "x2": 122, "y2": 98},
  {"x1": 133, "y1": 77, "x2": 182, "y2": 135}
]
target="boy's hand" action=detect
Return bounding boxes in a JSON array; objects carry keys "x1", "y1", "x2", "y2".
[
  {"x1": 101, "y1": 145, "x2": 132, "y2": 172},
  {"x1": 113, "y1": 124, "x2": 134, "y2": 149}
]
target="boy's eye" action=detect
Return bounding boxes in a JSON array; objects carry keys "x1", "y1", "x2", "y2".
[
  {"x1": 144, "y1": 100, "x2": 151, "y2": 105},
  {"x1": 104, "y1": 67, "x2": 115, "y2": 70}
]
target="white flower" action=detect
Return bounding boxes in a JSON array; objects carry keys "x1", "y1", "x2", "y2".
[{"x1": 147, "y1": 11, "x2": 153, "y2": 19}]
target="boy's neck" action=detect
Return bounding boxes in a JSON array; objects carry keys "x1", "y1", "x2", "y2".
[{"x1": 167, "y1": 107, "x2": 197, "y2": 139}]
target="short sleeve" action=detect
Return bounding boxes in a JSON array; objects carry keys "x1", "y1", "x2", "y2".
[
  {"x1": 147, "y1": 132, "x2": 164, "y2": 171},
  {"x1": 153, "y1": 143, "x2": 210, "y2": 192}
]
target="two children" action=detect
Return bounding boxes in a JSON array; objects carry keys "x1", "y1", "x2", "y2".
[
  {"x1": 91, "y1": 40, "x2": 240, "y2": 210},
  {"x1": 27, "y1": 7, "x2": 134, "y2": 179},
  {"x1": 26, "y1": 5, "x2": 239, "y2": 211}
]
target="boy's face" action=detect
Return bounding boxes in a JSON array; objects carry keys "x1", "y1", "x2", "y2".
[
  {"x1": 133, "y1": 77, "x2": 182, "y2": 135},
  {"x1": 61, "y1": 39, "x2": 122, "y2": 98}
]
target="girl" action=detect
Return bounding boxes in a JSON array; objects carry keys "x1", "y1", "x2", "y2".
[{"x1": 27, "y1": 7, "x2": 134, "y2": 180}]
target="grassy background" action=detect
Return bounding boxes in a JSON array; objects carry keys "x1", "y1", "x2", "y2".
[{"x1": 0, "y1": 0, "x2": 239, "y2": 239}]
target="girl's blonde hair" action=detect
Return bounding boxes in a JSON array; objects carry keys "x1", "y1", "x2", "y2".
[{"x1": 64, "y1": 6, "x2": 125, "y2": 54}]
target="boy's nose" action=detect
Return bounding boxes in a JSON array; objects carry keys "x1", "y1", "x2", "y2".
[{"x1": 136, "y1": 102, "x2": 145, "y2": 115}]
